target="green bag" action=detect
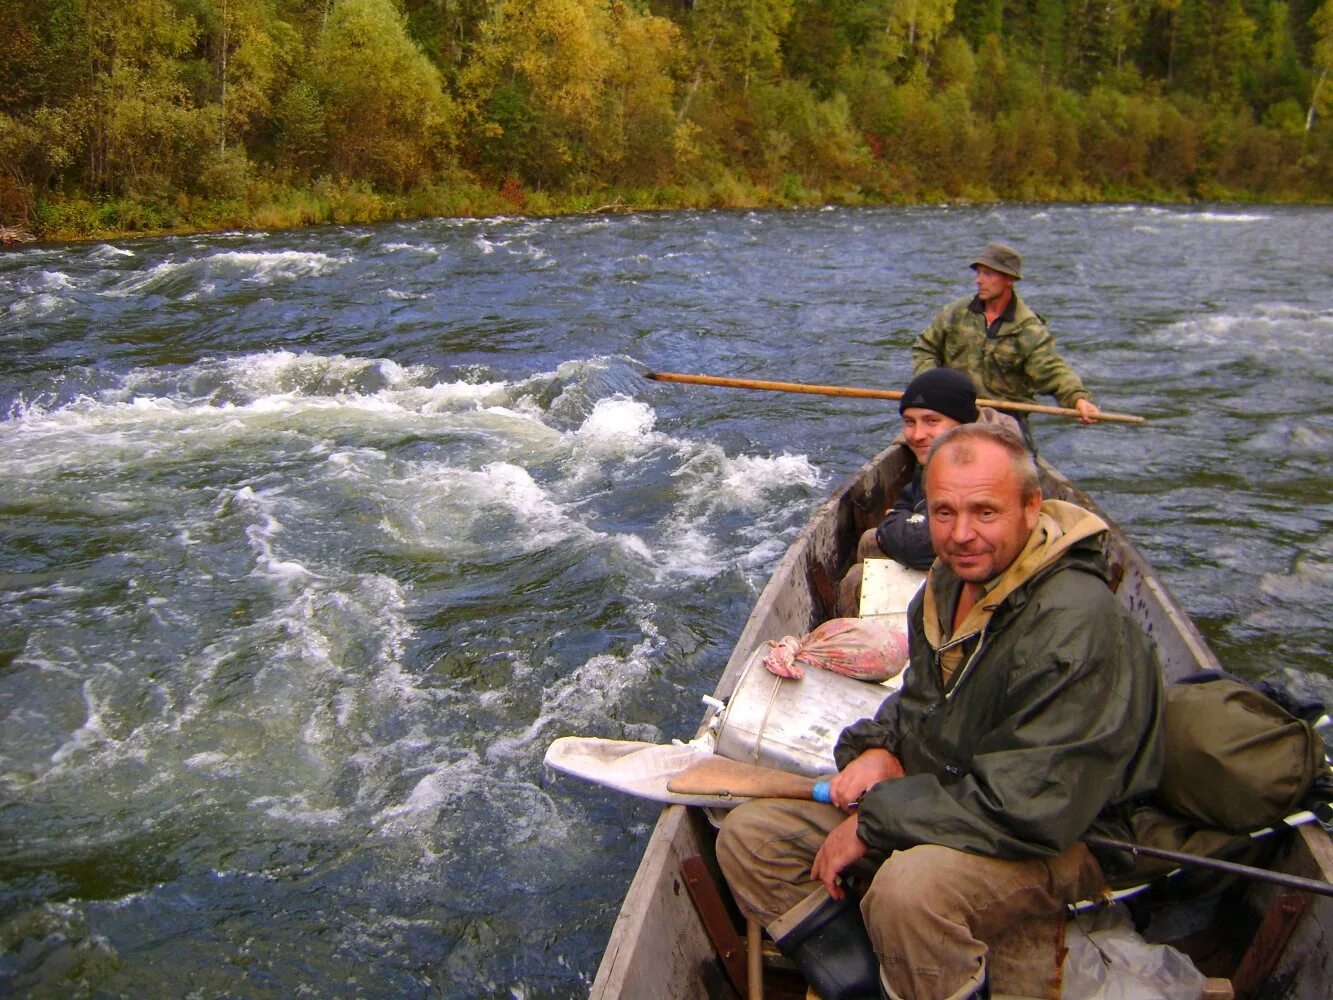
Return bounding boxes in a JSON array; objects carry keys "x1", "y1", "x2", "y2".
[{"x1": 1152, "y1": 676, "x2": 1325, "y2": 833}]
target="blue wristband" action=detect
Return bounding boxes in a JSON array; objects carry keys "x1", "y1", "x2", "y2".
[{"x1": 812, "y1": 780, "x2": 832, "y2": 804}]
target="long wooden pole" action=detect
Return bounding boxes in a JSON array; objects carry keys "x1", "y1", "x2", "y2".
[{"x1": 644, "y1": 371, "x2": 1147, "y2": 425}]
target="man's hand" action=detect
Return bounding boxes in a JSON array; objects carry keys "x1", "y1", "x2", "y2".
[
  {"x1": 1074, "y1": 398, "x2": 1102, "y2": 424},
  {"x1": 827, "y1": 748, "x2": 904, "y2": 810},
  {"x1": 811, "y1": 814, "x2": 867, "y2": 899}
]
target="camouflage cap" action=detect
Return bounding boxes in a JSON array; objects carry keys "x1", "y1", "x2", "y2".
[{"x1": 970, "y1": 242, "x2": 1022, "y2": 279}]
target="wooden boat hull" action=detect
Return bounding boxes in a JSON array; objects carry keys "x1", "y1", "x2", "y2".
[{"x1": 589, "y1": 443, "x2": 1333, "y2": 999}]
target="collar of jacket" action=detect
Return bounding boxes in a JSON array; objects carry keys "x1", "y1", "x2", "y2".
[
  {"x1": 922, "y1": 499, "x2": 1108, "y2": 689},
  {"x1": 967, "y1": 290, "x2": 1038, "y2": 333}
]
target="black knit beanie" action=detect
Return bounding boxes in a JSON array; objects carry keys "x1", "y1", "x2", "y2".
[{"x1": 898, "y1": 368, "x2": 979, "y2": 424}]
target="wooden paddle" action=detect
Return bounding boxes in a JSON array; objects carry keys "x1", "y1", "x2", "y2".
[
  {"x1": 666, "y1": 755, "x2": 834, "y2": 802},
  {"x1": 644, "y1": 371, "x2": 1147, "y2": 425},
  {"x1": 667, "y1": 754, "x2": 1333, "y2": 898}
]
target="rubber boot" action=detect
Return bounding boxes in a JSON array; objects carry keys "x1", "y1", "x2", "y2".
[{"x1": 771, "y1": 892, "x2": 881, "y2": 1000}]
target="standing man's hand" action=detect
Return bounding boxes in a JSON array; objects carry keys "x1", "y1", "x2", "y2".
[
  {"x1": 828, "y1": 748, "x2": 904, "y2": 810},
  {"x1": 811, "y1": 815, "x2": 868, "y2": 899},
  {"x1": 1075, "y1": 398, "x2": 1102, "y2": 424}
]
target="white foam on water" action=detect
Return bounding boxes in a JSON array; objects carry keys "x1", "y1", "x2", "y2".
[
  {"x1": 230, "y1": 486, "x2": 320, "y2": 590},
  {"x1": 27, "y1": 270, "x2": 76, "y2": 292},
  {"x1": 197, "y1": 248, "x2": 348, "y2": 282},
  {"x1": 6, "y1": 269, "x2": 78, "y2": 319},
  {"x1": 716, "y1": 452, "x2": 822, "y2": 508},
  {"x1": 483, "y1": 462, "x2": 586, "y2": 550},
  {"x1": 576, "y1": 395, "x2": 656, "y2": 444},
  {"x1": 0, "y1": 580, "x2": 86, "y2": 603},
  {"x1": 6, "y1": 293, "x2": 67, "y2": 319},
  {"x1": 373, "y1": 454, "x2": 603, "y2": 560},
  {"x1": 1087, "y1": 204, "x2": 1266, "y2": 224},
  {"x1": 381, "y1": 242, "x2": 438, "y2": 256},
  {"x1": 564, "y1": 395, "x2": 661, "y2": 482},
  {"x1": 1192, "y1": 211, "x2": 1269, "y2": 223},
  {"x1": 184, "y1": 751, "x2": 232, "y2": 771},
  {"x1": 0, "y1": 350, "x2": 826, "y2": 874},
  {"x1": 250, "y1": 793, "x2": 346, "y2": 827},
  {"x1": 373, "y1": 770, "x2": 454, "y2": 829},
  {"x1": 1157, "y1": 306, "x2": 1332, "y2": 360},
  {"x1": 203, "y1": 349, "x2": 433, "y2": 399},
  {"x1": 651, "y1": 522, "x2": 724, "y2": 580},
  {"x1": 106, "y1": 249, "x2": 346, "y2": 298},
  {"x1": 647, "y1": 446, "x2": 823, "y2": 581},
  {"x1": 0, "y1": 354, "x2": 546, "y2": 483},
  {"x1": 488, "y1": 622, "x2": 666, "y2": 763},
  {"x1": 140, "y1": 569, "x2": 426, "y2": 834},
  {"x1": 89, "y1": 244, "x2": 135, "y2": 262},
  {"x1": 736, "y1": 535, "x2": 791, "y2": 571},
  {"x1": 49, "y1": 678, "x2": 116, "y2": 767}
]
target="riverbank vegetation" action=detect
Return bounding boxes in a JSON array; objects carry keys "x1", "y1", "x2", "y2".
[{"x1": 3, "y1": 0, "x2": 1331, "y2": 242}]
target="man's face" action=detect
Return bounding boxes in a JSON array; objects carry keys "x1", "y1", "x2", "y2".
[
  {"x1": 926, "y1": 440, "x2": 1041, "y2": 585},
  {"x1": 902, "y1": 407, "x2": 962, "y2": 464},
  {"x1": 973, "y1": 264, "x2": 1015, "y2": 304}
]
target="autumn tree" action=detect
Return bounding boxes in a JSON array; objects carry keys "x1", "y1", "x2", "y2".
[
  {"x1": 306, "y1": 0, "x2": 456, "y2": 189},
  {"x1": 1174, "y1": 0, "x2": 1257, "y2": 101},
  {"x1": 195, "y1": 0, "x2": 299, "y2": 153},
  {"x1": 462, "y1": 0, "x2": 687, "y2": 189}
]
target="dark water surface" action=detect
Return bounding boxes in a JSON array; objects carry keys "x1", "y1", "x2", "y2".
[{"x1": 1, "y1": 205, "x2": 1330, "y2": 997}]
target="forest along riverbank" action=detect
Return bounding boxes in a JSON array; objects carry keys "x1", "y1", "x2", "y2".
[
  {"x1": 3, "y1": 0, "x2": 1331, "y2": 241},
  {"x1": 1, "y1": 204, "x2": 1330, "y2": 997}
]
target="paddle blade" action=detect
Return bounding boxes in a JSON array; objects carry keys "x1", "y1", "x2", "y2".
[
  {"x1": 667, "y1": 756, "x2": 828, "y2": 800},
  {"x1": 544, "y1": 737, "x2": 752, "y2": 807}
]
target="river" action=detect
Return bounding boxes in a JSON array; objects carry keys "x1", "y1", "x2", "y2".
[{"x1": 1, "y1": 204, "x2": 1330, "y2": 997}]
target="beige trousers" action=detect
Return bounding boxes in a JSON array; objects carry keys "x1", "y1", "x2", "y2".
[{"x1": 716, "y1": 798, "x2": 1105, "y2": 1000}]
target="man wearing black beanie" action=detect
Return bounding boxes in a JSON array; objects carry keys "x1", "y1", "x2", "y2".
[{"x1": 836, "y1": 369, "x2": 1020, "y2": 616}]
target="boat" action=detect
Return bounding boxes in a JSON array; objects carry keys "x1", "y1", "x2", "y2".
[{"x1": 584, "y1": 440, "x2": 1333, "y2": 999}]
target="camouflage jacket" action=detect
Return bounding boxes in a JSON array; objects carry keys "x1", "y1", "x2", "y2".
[{"x1": 911, "y1": 293, "x2": 1092, "y2": 408}]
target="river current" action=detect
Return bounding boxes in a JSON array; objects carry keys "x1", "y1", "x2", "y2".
[{"x1": 1, "y1": 205, "x2": 1330, "y2": 997}]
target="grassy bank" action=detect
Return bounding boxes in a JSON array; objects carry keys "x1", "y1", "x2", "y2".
[{"x1": 12, "y1": 170, "x2": 1328, "y2": 248}]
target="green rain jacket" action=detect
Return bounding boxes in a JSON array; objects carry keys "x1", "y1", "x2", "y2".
[
  {"x1": 911, "y1": 292, "x2": 1092, "y2": 408},
  {"x1": 834, "y1": 501, "x2": 1163, "y2": 870}
]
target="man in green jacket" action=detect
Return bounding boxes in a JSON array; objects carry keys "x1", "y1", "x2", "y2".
[
  {"x1": 912, "y1": 243, "x2": 1102, "y2": 445},
  {"x1": 716, "y1": 424, "x2": 1163, "y2": 1000}
]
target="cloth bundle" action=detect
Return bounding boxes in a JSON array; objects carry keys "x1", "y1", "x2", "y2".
[{"x1": 761, "y1": 617, "x2": 909, "y2": 683}]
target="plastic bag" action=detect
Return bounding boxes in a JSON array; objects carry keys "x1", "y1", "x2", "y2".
[
  {"x1": 1063, "y1": 904, "x2": 1205, "y2": 1000},
  {"x1": 761, "y1": 617, "x2": 909, "y2": 682}
]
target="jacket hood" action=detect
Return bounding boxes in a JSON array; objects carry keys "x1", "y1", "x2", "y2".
[{"x1": 975, "y1": 405, "x2": 1023, "y2": 439}]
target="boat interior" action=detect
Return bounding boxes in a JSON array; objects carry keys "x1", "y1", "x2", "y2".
[{"x1": 588, "y1": 443, "x2": 1333, "y2": 1000}]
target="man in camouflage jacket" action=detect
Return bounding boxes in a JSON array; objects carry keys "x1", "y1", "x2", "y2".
[{"x1": 912, "y1": 243, "x2": 1102, "y2": 440}]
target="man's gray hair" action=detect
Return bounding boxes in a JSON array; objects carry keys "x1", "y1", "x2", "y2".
[{"x1": 925, "y1": 423, "x2": 1041, "y2": 503}]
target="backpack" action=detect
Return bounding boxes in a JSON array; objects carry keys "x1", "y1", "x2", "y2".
[{"x1": 1151, "y1": 673, "x2": 1328, "y2": 833}]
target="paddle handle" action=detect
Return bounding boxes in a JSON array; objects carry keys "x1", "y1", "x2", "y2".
[{"x1": 645, "y1": 371, "x2": 1147, "y2": 425}]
